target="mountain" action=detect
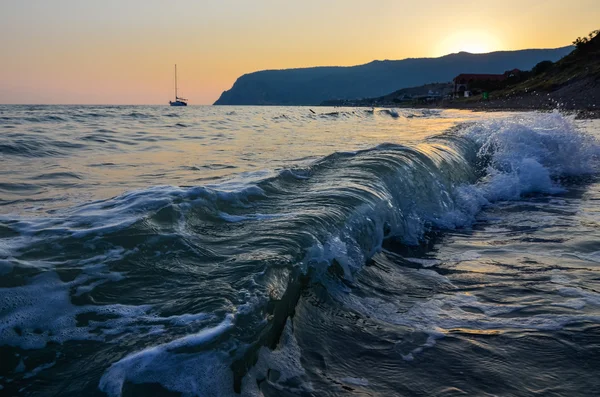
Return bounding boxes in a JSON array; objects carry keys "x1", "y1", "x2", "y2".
[{"x1": 214, "y1": 47, "x2": 573, "y2": 106}]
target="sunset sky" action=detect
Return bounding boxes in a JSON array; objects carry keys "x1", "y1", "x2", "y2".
[{"x1": 1, "y1": 0, "x2": 598, "y2": 105}]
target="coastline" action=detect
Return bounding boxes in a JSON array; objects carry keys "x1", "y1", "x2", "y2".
[
  {"x1": 434, "y1": 78, "x2": 600, "y2": 119},
  {"x1": 435, "y1": 100, "x2": 600, "y2": 119},
  {"x1": 319, "y1": 90, "x2": 600, "y2": 119},
  {"x1": 323, "y1": 102, "x2": 600, "y2": 120}
]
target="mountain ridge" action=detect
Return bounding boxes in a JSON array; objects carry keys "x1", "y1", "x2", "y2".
[{"x1": 214, "y1": 46, "x2": 574, "y2": 106}]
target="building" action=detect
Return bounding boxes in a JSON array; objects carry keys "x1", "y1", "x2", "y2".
[{"x1": 453, "y1": 69, "x2": 521, "y2": 97}]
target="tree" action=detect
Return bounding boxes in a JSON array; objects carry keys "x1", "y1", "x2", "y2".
[
  {"x1": 532, "y1": 60, "x2": 553, "y2": 75},
  {"x1": 573, "y1": 29, "x2": 600, "y2": 51}
]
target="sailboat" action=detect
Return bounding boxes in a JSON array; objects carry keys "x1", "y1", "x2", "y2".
[{"x1": 169, "y1": 64, "x2": 188, "y2": 106}]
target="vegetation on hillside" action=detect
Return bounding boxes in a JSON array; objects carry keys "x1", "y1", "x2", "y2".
[
  {"x1": 573, "y1": 30, "x2": 600, "y2": 51},
  {"x1": 464, "y1": 30, "x2": 599, "y2": 95},
  {"x1": 444, "y1": 29, "x2": 600, "y2": 114},
  {"x1": 493, "y1": 29, "x2": 600, "y2": 94}
]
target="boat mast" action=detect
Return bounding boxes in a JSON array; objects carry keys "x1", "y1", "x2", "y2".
[{"x1": 175, "y1": 64, "x2": 178, "y2": 100}]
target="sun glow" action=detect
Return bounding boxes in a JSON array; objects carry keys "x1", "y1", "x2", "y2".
[
  {"x1": 436, "y1": 30, "x2": 503, "y2": 55},
  {"x1": 1, "y1": 0, "x2": 594, "y2": 104}
]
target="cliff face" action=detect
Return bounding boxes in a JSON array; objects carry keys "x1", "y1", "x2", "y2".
[{"x1": 214, "y1": 47, "x2": 573, "y2": 106}]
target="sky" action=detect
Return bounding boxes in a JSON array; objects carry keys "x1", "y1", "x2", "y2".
[{"x1": 1, "y1": 0, "x2": 598, "y2": 105}]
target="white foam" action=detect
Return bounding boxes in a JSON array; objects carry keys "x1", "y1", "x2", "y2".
[
  {"x1": 218, "y1": 211, "x2": 292, "y2": 223},
  {"x1": 464, "y1": 111, "x2": 599, "y2": 201},
  {"x1": 553, "y1": 299, "x2": 587, "y2": 310},
  {"x1": 155, "y1": 312, "x2": 212, "y2": 326},
  {"x1": 99, "y1": 315, "x2": 235, "y2": 397},
  {"x1": 0, "y1": 267, "x2": 218, "y2": 352},
  {"x1": 404, "y1": 257, "x2": 441, "y2": 268},
  {"x1": 341, "y1": 377, "x2": 370, "y2": 387},
  {"x1": 550, "y1": 274, "x2": 572, "y2": 284},
  {"x1": 0, "y1": 182, "x2": 267, "y2": 256},
  {"x1": 557, "y1": 286, "x2": 600, "y2": 306},
  {"x1": 241, "y1": 318, "x2": 312, "y2": 395},
  {"x1": 22, "y1": 360, "x2": 56, "y2": 380},
  {"x1": 448, "y1": 250, "x2": 482, "y2": 262}
]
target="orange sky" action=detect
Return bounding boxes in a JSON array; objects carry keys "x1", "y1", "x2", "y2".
[{"x1": 1, "y1": 0, "x2": 598, "y2": 104}]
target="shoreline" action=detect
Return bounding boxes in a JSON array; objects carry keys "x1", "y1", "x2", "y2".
[
  {"x1": 324, "y1": 103, "x2": 600, "y2": 120},
  {"x1": 325, "y1": 102, "x2": 600, "y2": 120},
  {"x1": 435, "y1": 103, "x2": 600, "y2": 119}
]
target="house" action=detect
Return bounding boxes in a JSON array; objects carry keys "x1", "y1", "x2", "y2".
[{"x1": 453, "y1": 69, "x2": 521, "y2": 97}]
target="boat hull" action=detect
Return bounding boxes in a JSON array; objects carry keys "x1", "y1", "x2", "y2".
[{"x1": 169, "y1": 101, "x2": 187, "y2": 106}]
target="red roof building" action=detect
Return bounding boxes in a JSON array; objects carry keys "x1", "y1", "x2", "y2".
[{"x1": 453, "y1": 69, "x2": 521, "y2": 96}]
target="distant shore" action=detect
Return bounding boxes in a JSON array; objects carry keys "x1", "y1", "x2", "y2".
[
  {"x1": 320, "y1": 89, "x2": 600, "y2": 119},
  {"x1": 329, "y1": 93, "x2": 600, "y2": 119},
  {"x1": 323, "y1": 31, "x2": 599, "y2": 119},
  {"x1": 434, "y1": 78, "x2": 599, "y2": 119}
]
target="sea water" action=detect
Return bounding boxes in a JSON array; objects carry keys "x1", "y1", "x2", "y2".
[{"x1": 1, "y1": 105, "x2": 599, "y2": 396}]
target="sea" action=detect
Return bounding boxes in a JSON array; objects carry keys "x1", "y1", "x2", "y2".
[{"x1": 1, "y1": 105, "x2": 599, "y2": 396}]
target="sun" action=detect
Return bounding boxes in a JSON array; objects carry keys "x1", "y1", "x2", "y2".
[
  {"x1": 436, "y1": 30, "x2": 502, "y2": 55},
  {"x1": 460, "y1": 42, "x2": 491, "y2": 54}
]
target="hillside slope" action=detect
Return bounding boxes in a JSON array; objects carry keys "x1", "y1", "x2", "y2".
[
  {"x1": 447, "y1": 31, "x2": 600, "y2": 112},
  {"x1": 214, "y1": 47, "x2": 573, "y2": 106}
]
